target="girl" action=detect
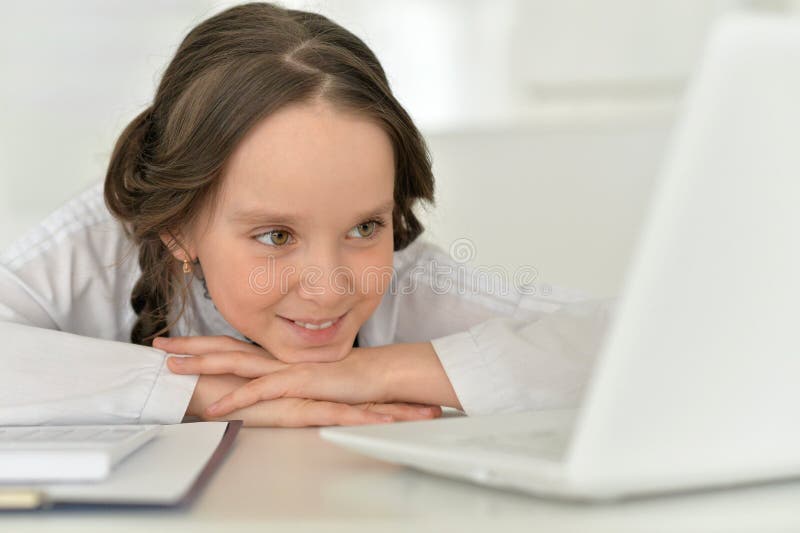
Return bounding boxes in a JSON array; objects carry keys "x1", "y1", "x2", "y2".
[{"x1": 0, "y1": 2, "x2": 611, "y2": 427}]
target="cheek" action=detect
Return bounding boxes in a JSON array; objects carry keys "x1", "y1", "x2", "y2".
[
  {"x1": 201, "y1": 249, "x2": 286, "y2": 321},
  {"x1": 352, "y1": 243, "x2": 395, "y2": 301}
]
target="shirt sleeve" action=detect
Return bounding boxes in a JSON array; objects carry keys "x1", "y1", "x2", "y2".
[
  {"x1": 0, "y1": 321, "x2": 196, "y2": 425},
  {"x1": 388, "y1": 240, "x2": 615, "y2": 416},
  {"x1": 0, "y1": 183, "x2": 197, "y2": 425},
  {"x1": 430, "y1": 299, "x2": 614, "y2": 416}
]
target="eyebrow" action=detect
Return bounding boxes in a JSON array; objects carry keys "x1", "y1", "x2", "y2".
[{"x1": 229, "y1": 199, "x2": 395, "y2": 226}]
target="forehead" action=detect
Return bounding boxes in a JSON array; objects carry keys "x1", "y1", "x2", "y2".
[{"x1": 217, "y1": 99, "x2": 395, "y2": 219}]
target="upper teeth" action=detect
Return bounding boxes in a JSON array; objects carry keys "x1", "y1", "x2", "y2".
[{"x1": 293, "y1": 319, "x2": 335, "y2": 330}]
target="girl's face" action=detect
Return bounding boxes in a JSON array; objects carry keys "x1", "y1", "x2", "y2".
[{"x1": 185, "y1": 99, "x2": 396, "y2": 363}]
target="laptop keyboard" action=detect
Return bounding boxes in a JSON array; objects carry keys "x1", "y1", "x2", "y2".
[
  {"x1": 448, "y1": 430, "x2": 569, "y2": 462},
  {"x1": 0, "y1": 426, "x2": 150, "y2": 445}
]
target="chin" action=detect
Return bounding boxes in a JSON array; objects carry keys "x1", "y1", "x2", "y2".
[{"x1": 269, "y1": 342, "x2": 352, "y2": 364}]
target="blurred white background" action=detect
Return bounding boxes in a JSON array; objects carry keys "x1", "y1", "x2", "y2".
[{"x1": 1, "y1": 0, "x2": 798, "y2": 297}]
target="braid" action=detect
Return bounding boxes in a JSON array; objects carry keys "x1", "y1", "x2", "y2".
[
  {"x1": 104, "y1": 106, "x2": 193, "y2": 346},
  {"x1": 130, "y1": 238, "x2": 175, "y2": 346}
]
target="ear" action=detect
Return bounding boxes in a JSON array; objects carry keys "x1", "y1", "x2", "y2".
[{"x1": 159, "y1": 229, "x2": 195, "y2": 262}]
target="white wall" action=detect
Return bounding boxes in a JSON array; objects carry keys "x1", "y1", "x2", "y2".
[
  {"x1": 0, "y1": 0, "x2": 220, "y2": 252},
  {"x1": 421, "y1": 120, "x2": 672, "y2": 298},
  {"x1": 1, "y1": 0, "x2": 795, "y2": 297}
]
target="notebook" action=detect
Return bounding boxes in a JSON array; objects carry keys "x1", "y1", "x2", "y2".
[
  {"x1": 0, "y1": 424, "x2": 161, "y2": 483},
  {"x1": 0, "y1": 420, "x2": 241, "y2": 510}
]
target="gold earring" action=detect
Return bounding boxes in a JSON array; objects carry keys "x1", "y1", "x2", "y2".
[{"x1": 183, "y1": 259, "x2": 192, "y2": 274}]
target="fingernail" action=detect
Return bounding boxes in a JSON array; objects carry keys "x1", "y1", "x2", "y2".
[
  {"x1": 206, "y1": 403, "x2": 221, "y2": 415},
  {"x1": 417, "y1": 407, "x2": 433, "y2": 415},
  {"x1": 169, "y1": 356, "x2": 184, "y2": 365},
  {"x1": 380, "y1": 415, "x2": 394, "y2": 423},
  {"x1": 154, "y1": 336, "x2": 169, "y2": 346}
]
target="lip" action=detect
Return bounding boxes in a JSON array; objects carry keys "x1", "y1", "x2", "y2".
[
  {"x1": 281, "y1": 313, "x2": 346, "y2": 326},
  {"x1": 279, "y1": 312, "x2": 347, "y2": 345}
]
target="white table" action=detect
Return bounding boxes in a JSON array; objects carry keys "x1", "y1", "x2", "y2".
[{"x1": 4, "y1": 425, "x2": 800, "y2": 532}]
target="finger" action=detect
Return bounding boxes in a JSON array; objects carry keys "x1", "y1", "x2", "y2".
[
  {"x1": 357, "y1": 402, "x2": 442, "y2": 422},
  {"x1": 203, "y1": 379, "x2": 281, "y2": 417},
  {"x1": 167, "y1": 351, "x2": 286, "y2": 377},
  {"x1": 205, "y1": 398, "x2": 393, "y2": 428},
  {"x1": 205, "y1": 398, "x2": 393, "y2": 427},
  {"x1": 369, "y1": 403, "x2": 442, "y2": 420},
  {"x1": 282, "y1": 400, "x2": 394, "y2": 427},
  {"x1": 204, "y1": 363, "x2": 316, "y2": 416},
  {"x1": 398, "y1": 402, "x2": 443, "y2": 412},
  {"x1": 154, "y1": 335, "x2": 267, "y2": 356}
]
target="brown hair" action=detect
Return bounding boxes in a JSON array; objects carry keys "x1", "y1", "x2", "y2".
[{"x1": 104, "y1": 2, "x2": 435, "y2": 346}]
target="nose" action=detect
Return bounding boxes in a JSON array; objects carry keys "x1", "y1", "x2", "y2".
[{"x1": 294, "y1": 242, "x2": 355, "y2": 307}]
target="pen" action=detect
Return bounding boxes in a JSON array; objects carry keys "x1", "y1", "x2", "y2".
[{"x1": 0, "y1": 489, "x2": 47, "y2": 510}]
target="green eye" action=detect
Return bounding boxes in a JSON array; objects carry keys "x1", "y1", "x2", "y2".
[
  {"x1": 347, "y1": 218, "x2": 386, "y2": 240},
  {"x1": 256, "y1": 230, "x2": 291, "y2": 247},
  {"x1": 255, "y1": 218, "x2": 384, "y2": 247},
  {"x1": 353, "y1": 221, "x2": 376, "y2": 238}
]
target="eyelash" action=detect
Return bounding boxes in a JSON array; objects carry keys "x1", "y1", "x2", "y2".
[{"x1": 253, "y1": 217, "x2": 387, "y2": 248}]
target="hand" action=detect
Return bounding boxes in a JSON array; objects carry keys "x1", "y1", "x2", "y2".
[
  {"x1": 187, "y1": 373, "x2": 440, "y2": 427},
  {"x1": 165, "y1": 338, "x2": 460, "y2": 418},
  {"x1": 157, "y1": 335, "x2": 442, "y2": 426},
  {"x1": 154, "y1": 334, "x2": 283, "y2": 364}
]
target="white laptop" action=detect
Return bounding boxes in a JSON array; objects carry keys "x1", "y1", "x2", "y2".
[
  {"x1": 320, "y1": 13, "x2": 800, "y2": 501},
  {"x1": 0, "y1": 425, "x2": 160, "y2": 483}
]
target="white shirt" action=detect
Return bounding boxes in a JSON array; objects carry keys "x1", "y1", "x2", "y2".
[{"x1": 0, "y1": 181, "x2": 614, "y2": 425}]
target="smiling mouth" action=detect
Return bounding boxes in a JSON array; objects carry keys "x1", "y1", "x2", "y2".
[{"x1": 279, "y1": 313, "x2": 347, "y2": 330}]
